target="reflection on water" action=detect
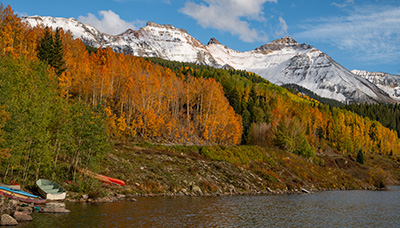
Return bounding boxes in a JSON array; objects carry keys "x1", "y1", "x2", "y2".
[{"x1": 20, "y1": 186, "x2": 400, "y2": 227}]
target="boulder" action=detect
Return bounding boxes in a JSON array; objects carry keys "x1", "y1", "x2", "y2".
[
  {"x1": 7, "y1": 200, "x2": 18, "y2": 211},
  {"x1": 335, "y1": 158, "x2": 349, "y2": 169},
  {"x1": 0, "y1": 214, "x2": 18, "y2": 226},
  {"x1": 116, "y1": 194, "x2": 126, "y2": 199},
  {"x1": 13, "y1": 211, "x2": 32, "y2": 222},
  {"x1": 39, "y1": 207, "x2": 70, "y2": 213},
  {"x1": 191, "y1": 185, "x2": 203, "y2": 196},
  {"x1": 46, "y1": 202, "x2": 66, "y2": 208},
  {"x1": 15, "y1": 206, "x2": 33, "y2": 215}
]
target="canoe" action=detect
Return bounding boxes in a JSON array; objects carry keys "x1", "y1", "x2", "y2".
[
  {"x1": 77, "y1": 168, "x2": 112, "y2": 185},
  {"x1": 36, "y1": 179, "x2": 67, "y2": 200},
  {"x1": 0, "y1": 191, "x2": 46, "y2": 204},
  {"x1": 103, "y1": 176, "x2": 125, "y2": 186},
  {"x1": 0, "y1": 183, "x2": 21, "y2": 190},
  {"x1": 0, "y1": 186, "x2": 40, "y2": 199},
  {"x1": 77, "y1": 168, "x2": 125, "y2": 186}
]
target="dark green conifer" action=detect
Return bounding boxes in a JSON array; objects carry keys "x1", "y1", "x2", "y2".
[
  {"x1": 37, "y1": 27, "x2": 65, "y2": 76},
  {"x1": 52, "y1": 28, "x2": 66, "y2": 76},
  {"x1": 37, "y1": 27, "x2": 54, "y2": 64},
  {"x1": 357, "y1": 149, "x2": 365, "y2": 164}
]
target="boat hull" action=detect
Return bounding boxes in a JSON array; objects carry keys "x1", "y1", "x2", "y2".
[
  {"x1": 0, "y1": 183, "x2": 21, "y2": 190},
  {"x1": 0, "y1": 186, "x2": 39, "y2": 199},
  {"x1": 36, "y1": 179, "x2": 67, "y2": 200},
  {"x1": 42, "y1": 191, "x2": 67, "y2": 201},
  {"x1": 77, "y1": 168, "x2": 112, "y2": 185},
  {"x1": 0, "y1": 191, "x2": 46, "y2": 204},
  {"x1": 104, "y1": 176, "x2": 126, "y2": 186},
  {"x1": 77, "y1": 168, "x2": 125, "y2": 186}
]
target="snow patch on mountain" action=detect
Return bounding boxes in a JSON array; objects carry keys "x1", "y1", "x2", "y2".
[
  {"x1": 352, "y1": 70, "x2": 400, "y2": 100},
  {"x1": 22, "y1": 16, "x2": 395, "y2": 104}
]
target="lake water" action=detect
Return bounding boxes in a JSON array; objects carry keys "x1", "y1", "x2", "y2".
[{"x1": 20, "y1": 186, "x2": 399, "y2": 227}]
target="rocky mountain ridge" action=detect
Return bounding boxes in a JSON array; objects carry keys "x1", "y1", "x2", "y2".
[
  {"x1": 351, "y1": 70, "x2": 400, "y2": 100},
  {"x1": 22, "y1": 16, "x2": 396, "y2": 104}
]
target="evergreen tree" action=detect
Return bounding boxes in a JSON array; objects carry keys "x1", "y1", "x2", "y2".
[
  {"x1": 356, "y1": 149, "x2": 365, "y2": 164},
  {"x1": 52, "y1": 28, "x2": 65, "y2": 76},
  {"x1": 37, "y1": 27, "x2": 53, "y2": 64},
  {"x1": 37, "y1": 27, "x2": 65, "y2": 76}
]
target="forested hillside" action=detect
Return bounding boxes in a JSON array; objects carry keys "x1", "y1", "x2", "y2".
[
  {"x1": 0, "y1": 4, "x2": 399, "y2": 191},
  {"x1": 345, "y1": 103, "x2": 400, "y2": 138},
  {"x1": 0, "y1": 4, "x2": 241, "y2": 185},
  {"x1": 146, "y1": 58, "x2": 400, "y2": 157},
  {"x1": 0, "y1": 5, "x2": 109, "y2": 184}
]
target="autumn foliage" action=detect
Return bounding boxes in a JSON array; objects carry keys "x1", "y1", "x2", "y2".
[
  {"x1": 60, "y1": 41, "x2": 242, "y2": 144},
  {"x1": 1, "y1": 3, "x2": 399, "y2": 157},
  {"x1": 148, "y1": 59, "x2": 400, "y2": 157}
]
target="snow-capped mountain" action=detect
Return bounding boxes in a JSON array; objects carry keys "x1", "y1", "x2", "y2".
[
  {"x1": 352, "y1": 70, "x2": 400, "y2": 101},
  {"x1": 22, "y1": 16, "x2": 395, "y2": 104}
]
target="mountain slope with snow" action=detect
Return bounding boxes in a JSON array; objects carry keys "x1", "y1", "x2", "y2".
[
  {"x1": 22, "y1": 16, "x2": 395, "y2": 104},
  {"x1": 352, "y1": 70, "x2": 400, "y2": 101}
]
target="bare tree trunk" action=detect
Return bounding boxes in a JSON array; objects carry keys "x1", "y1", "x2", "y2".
[{"x1": 52, "y1": 139, "x2": 60, "y2": 180}]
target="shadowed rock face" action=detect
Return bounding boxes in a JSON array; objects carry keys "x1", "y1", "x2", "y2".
[
  {"x1": 207, "y1": 38, "x2": 221, "y2": 45},
  {"x1": 254, "y1": 36, "x2": 312, "y2": 53},
  {"x1": 22, "y1": 16, "x2": 395, "y2": 104}
]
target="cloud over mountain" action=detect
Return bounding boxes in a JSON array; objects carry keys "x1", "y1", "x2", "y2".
[
  {"x1": 180, "y1": 0, "x2": 277, "y2": 42},
  {"x1": 78, "y1": 10, "x2": 143, "y2": 35},
  {"x1": 296, "y1": 5, "x2": 400, "y2": 64}
]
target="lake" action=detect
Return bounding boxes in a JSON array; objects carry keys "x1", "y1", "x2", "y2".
[{"x1": 20, "y1": 185, "x2": 399, "y2": 227}]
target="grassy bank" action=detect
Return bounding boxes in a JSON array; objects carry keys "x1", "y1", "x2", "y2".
[{"x1": 81, "y1": 142, "x2": 400, "y2": 198}]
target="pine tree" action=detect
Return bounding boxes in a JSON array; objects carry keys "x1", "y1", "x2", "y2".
[
  {"x1": 37, "y1": 27, "x2": 54, "y2": 64},
  {"x1": 37, "y1": 27, "x2": 65, "y2": 76},
  {"x1": 356, "y1": 149, "x2": 364, "y2": 164},
  {"x1": 52, "y1": 28, "x2": 65, "y2": 76}
]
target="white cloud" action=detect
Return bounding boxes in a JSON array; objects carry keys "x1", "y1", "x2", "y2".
[
  {"x1": 16, "y1": 11, "x2": 28, "y2": 17},
  {"x1": 78, "y1": 10, "x2": 143, "y2": 35},
  {"x1": 180, "y1": 0, "x2": 278, "y2": 43},
  {"x1": 276, "y1": 16, "x2": 288, "y2": 36},
  {"x1": 295, "y1": 6, "x2": 400, "y2": 64},
  {"x1": 332, "y1": 0, "x2": 354, "y2": 8}
]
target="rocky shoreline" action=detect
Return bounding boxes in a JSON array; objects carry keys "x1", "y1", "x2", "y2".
[
  {"x1": 59, "y1": 142, "x2": 399, "y2": 205},
  {"x1": 1, "y1": 141, "x2": 397, "y2": 225},
  {"x1": 0, "y1": 183, "x2": 387, "y2": 226},
  {"x1": 0, "y1": 195, "x2": 70, "y2": 226},
  {"x1": 65, "y1": 184, "x2": 385, "y2": 204}
]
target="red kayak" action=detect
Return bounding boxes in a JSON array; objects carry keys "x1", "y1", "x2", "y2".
[
  {"x1": 77, "y1": 168, "x2": 112, "y2": 185},
  {"x1": 100, "y1": 175, "x2": 125, "y2": 186},
  {"x1": 77, "y1": 168, "x2": 125, "y2": 186}
]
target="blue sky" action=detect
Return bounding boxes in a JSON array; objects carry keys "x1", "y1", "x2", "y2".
[{"x1": 5, "y1": 0, "x2": 400, "y2": 74}]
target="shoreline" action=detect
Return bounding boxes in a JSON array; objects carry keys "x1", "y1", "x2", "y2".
[
  {"x1": 64, "y1": 185, "x2": 390, "y2": 203},
  {"x1": 86, "y1": 143, "x2": 400, "y2": 203}
]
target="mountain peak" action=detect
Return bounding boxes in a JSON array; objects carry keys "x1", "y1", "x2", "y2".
[
  {"x1": 119, "y1": 28, "x2": 136, "y2": 36},
  {"x1": 255, "y1": 36, "x2": 312, "y2": 53},
  {"x1": 146, "y1": 21, "x2": 173, "y2": 29},
  {"x1": 145, "y1": 21, "x2": 188, "y2": 34},
  {"x1": 207, "y1": 38, "x2": 221, "y2": 45},
  {"x1": 21, "y1": 15, "x2": 396, "y2": 104},
  {"x1": 271, "y1": 36, "x2": 298, "y2": 45}
]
